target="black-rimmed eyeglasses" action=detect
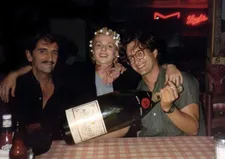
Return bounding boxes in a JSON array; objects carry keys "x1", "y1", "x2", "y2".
[{"x1": 127, "y1": 50, "x2": 145, "y2": 65}]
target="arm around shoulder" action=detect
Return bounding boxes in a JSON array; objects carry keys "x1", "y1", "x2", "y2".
[{"x1": 0, "y1": 65, "x2": 32, "y2": 103}]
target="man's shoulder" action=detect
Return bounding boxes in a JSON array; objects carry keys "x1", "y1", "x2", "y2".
[
  {"x1": 17, "y1": 71, "x2": 36, "y2": 88},
  {"x1": 179, "y1": 71, "x2": 199, "y2": 100},
  {"x1": 181, "y1": 72, "x2": 199, "y2": 87},
  {"x1": 175, "y1": 71, "x2": 200, "y2": 109}
]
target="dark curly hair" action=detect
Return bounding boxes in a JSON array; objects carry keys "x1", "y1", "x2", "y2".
[
  {"x1": 119, "y1": 29, "x2": 161, "y2": 65},
  {"x1": 27, "y1": 33, "x2": 60, "y2": 54}
]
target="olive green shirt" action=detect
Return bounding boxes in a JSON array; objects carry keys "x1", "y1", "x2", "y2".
[{"x1": 138, "y1": 67, "x2": 200, "y2": 136}]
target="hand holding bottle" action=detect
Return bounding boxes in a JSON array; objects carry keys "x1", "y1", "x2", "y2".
[
  {"x1": 62, "y1": 88, "x2": 184, "y2": 145},
  {"x1": 62, "y1": 90, "x2": 153, "y2": 145},
  {"x1": 160, "y1": 81, "x2": 179, "y2": 112}
]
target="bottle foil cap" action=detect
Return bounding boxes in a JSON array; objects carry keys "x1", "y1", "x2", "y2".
[{"x1": 2, "y1": 114, "x2": 12, "y2": 120}]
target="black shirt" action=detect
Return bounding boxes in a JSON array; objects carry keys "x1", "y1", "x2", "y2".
[{"x1": 9, "y1": 71, "x2": 70, "y2": 140}]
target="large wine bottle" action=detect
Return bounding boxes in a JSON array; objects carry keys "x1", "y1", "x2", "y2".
[{"x1": 61, "y1": 87, "x2": 183, "y2": 145}]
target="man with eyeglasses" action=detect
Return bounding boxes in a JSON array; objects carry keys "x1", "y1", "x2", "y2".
[{"x1": 121, "y1": 30, "x2": 204, "y2": 136}]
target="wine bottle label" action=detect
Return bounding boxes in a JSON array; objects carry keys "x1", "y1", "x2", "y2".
[
  {"x1": 1, "y1": 143, "x2": 12, "y2": 151},
  {"x1": 65, "y1": 100, "x2": 107, "y2": 144}
]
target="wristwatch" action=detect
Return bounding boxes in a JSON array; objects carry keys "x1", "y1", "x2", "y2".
[{"x1": 163, "y1": 104, "x2": 176, "y2": 114}]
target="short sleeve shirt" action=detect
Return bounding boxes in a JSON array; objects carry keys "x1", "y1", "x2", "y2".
[{"x1": 137, "y1": 67, "x2": 200, "y2": 137}]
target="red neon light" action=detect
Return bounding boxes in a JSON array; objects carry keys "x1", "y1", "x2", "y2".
[
  {"x1": 154, "y1": 12, "x2": 181, "y2": 20},
  {"x1": 186, "y1": 14, "x2": 208, "y2": 26}
]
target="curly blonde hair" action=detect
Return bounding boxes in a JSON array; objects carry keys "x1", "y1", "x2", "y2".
[
  {"x1": 90, "y1": 27, "x2": 121, "y2": 63},
  {"x1": 89, "y1": 27, "x2": 120, "y2": 52}
]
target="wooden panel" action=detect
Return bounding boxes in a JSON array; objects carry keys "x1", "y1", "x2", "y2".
[
  {"x1": 212, "y1": 94, "x2": 225, "y2": 103},
  {"x1": 212, "y1": 117, "x2": 225, "y2": 128}
]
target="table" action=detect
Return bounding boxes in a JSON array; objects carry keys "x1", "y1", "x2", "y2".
[{"x1": 39, "y1": 136, "x2": 215, "y2": 159}]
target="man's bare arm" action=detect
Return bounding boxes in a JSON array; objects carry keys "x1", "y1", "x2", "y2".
[
  {"x1": 166, "y1": 104, "x2": 199, "y2": 135},
  {"x1": 0, "y1": 65, "x2": 32, "y2": 102}
]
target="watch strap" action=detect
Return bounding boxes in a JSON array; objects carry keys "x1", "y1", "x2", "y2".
[{"x1": 163, "y1": 104, "x2": 176, "y2": 114}]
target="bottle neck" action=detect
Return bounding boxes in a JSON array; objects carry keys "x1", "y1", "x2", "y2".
[
  {"x1": 12, "y1": 128, "x2": 26, "y2": 145},
  {"x1": 13, "y1": 122, "x2": 25, "y2": 140},
  {"x1": 1, "y1": 127, "x2": 13, "y2": 133}
]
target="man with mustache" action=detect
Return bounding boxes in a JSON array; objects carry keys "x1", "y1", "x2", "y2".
[{"x1": 8, "y1": 33, "x2": 66, "y2": 141}]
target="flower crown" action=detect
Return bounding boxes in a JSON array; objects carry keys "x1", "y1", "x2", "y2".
[{"x1": 89, "y1": 27, "x2": 121, "y2": 52}]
